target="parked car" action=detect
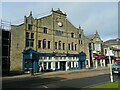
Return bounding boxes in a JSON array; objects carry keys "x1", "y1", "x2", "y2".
[{"x1": 112, "y1": 61, "x2": 120, "y2": 74}]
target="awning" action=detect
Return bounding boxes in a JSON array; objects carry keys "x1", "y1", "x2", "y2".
[
  {"x1": 114, "y1": 57, "x2": 120, "y2": 61},
  {"x1": 94, "y1": 55, "x2": 106, "y2": 60}
]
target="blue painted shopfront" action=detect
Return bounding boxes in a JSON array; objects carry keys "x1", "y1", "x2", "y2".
[
  {"x1": 22, "y1": 48, "x2": 87, "y2": 73},
  {"x1": 22, "y1": 48, "x2": 39, "y2": 73},
  {"x1": 78, "y1": 51, "x2": 86, "y2": 69}
]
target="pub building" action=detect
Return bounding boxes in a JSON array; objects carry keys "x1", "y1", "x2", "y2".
[{"x1": 10, "y1": 9, "x2": 87, "y2": 74}]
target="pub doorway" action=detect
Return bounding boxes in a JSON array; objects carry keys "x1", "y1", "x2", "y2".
[{"x1": 60, "y1": 61, "x2": 66, "y2": 70}]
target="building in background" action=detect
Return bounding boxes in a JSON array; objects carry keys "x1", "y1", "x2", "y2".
[
  {"x1": 2, "y1": 29, "x2": 11, "y2": 75},
  {"x1": 103, "y1": 38, "x2": 120, "y2": 66},
  {"x1": 86, "y1": 31, "x2": 105, "y2": 68},
  {"x1": 10, "y1": 9, "x2": 87, "y2": 74}
]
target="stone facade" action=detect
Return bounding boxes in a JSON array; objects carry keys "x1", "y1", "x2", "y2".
[
  {"x1": 86, "y1": 31, "x2": 104, "y2": 68},
  {"x1": 103, "y1": 38, "x2": 120, "y2": 58},
  {"x1": 10, "y1": 9, "x2": 87, "y2": 72}
]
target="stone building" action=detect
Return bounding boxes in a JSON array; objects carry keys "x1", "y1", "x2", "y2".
[
  {"x1": 10, "y1": 9, "x2": 88, "y2": 73},
  {"x1": 103, "y1": 38, "x2": 120, "y2": 65},
  {"x1": 86, "y1": 31, "x2": 105, "y2": 68}
]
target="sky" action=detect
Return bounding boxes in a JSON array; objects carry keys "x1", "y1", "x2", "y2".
[{"x1": 1, "y1": 2, "x2": 118, "y2": 41}]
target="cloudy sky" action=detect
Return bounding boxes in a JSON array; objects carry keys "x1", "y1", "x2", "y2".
[{"x1": 2, "y1": 2, "x2": 118, "y2": 41}]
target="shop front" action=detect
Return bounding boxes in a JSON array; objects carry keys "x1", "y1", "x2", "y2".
[
  {"x1": 22, "y1": 48, "x2": 39, "y2": 74},
  {"x1": 93, "y1": 55, "x2": 106, "y2": 68}
]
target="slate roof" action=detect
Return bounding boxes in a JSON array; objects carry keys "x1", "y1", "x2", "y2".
[
  {"x1": 104, "y1": 38, "x2": 120, "y2": 45},
  {"x1": 86, "y1": 34, "x2": 96, "y2": 40}
]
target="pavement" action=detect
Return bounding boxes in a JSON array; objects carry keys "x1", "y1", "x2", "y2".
[{"x1": 2, "y1": 67, "x2": 109, "y2": 80}]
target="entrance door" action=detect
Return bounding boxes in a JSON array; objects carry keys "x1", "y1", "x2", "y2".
[
  {"x1": 24, "y1": 61, "x2": 31, "y2": 73},
  {"x1": 60, "y1": 61, "x2": 66, "y2": 70}
]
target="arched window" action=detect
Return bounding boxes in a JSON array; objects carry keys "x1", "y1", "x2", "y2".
[
  {"x1": 43, "y1": 39, "x2": 46, "y2": 49},
  {"x1": 59, "y1": 41, "x2": 61, "y2": 50},
  {"x1": 71, "y1": 42, "x2": 74, "y2": 50},
  {"x1": 71, "y1": 33, "x2": 74, "y2": 38}
]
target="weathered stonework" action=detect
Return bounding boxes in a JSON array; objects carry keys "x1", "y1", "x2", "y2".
[{"x1": 10, "y1": 9, "x2": 99, "y2": 72}]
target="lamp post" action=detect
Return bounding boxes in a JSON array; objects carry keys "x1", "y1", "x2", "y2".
[{"x1": 107, "y1": 47, "x2": 114, "y2": 82}]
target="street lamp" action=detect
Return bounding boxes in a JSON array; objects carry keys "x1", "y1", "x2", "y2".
[{"x1": 106, "y1": 47, "x2": 114, "y2": 82}]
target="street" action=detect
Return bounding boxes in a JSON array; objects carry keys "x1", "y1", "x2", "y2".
[{"x1": 2, "y1": 69, "x2": 120, "y2": 89}]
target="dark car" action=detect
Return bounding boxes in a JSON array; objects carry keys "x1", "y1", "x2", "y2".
[{"x1": 112, "y1": 61, "x2": 120, "y2": 74}]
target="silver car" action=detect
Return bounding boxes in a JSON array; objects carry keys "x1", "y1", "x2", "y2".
[{"x1": 112, "y1": 61, "x2": 120, "y2": 74}]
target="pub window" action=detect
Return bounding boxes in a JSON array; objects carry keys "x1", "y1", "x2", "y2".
[
  {"x1": 48, "y1": 41, "x2": 51, "y2": 49},
  {"x1": 48, "y1": 62, "x2": 51, "y2": 69},
  {"x1": 55, "y1": 42, "x2": 58, "y2": 49},
  {"x1": 60, "y1": 57, "x2": 62, "y2": 59},
  {"x1": 48, "y1": 57, "x2": 52, "y2": 60},
  {"x1": 43, "y1": 39, "x2": 46, "y2": 49},
  {"x1": 63, "y1": 43, "x2": 65, "y2": 50},
  {"x1": 31, "y1": 33, "x2": 34, "y2": 39},
  {"x1": 71, "y1": 33, "x2": 74, "y2": 38},
  {"x1": 68, "y1": 44, "x2": 70, "y2": 50},
  {"x1": 44, "y1": 62, "x2": 47, "y2": 69},
  {"x1": 59, "y1": 41, "x2": 61, "y2": 50},
  {"x1": 71, "y1": 42, "x2": 74, "y2": 50},
  {"x1": 55, "y1": 62, "x2": 58, "y2": 68},
  {"x1": 38, "y1": 40, "x2": 41, "y2": 48},
  {"x1": 28, "y1": 24, "x2": 32, "y2": 30},
  {"x1": 26, "y1": 32, "x2": 29, "y2": 39},
  {"x1": 75, "y1": 44, "x2": 77, "y2": 51},
  {"x1": 43, "y1": 27, "x2": 48, "y2": 34}
]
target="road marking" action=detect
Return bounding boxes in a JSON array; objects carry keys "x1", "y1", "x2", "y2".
[{"x1": 42, "y1": 85, "x2": 48, "y2": 88}]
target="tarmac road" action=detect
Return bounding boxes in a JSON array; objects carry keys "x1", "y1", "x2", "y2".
[
  {"x1": 40, "y1": 74, "x2": 120, "y2": 88},
  {"x1": 2, "y1": 68, "x2": 120, "y2": 89}
]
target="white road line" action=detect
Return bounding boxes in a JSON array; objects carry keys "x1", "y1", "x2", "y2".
[{"x1": 42, "y1": 85, "x2": 48, "y2": 88}]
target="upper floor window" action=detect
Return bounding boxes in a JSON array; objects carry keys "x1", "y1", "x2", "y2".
[
  {"x1": 43, "y1": 27, "x2": 48, "y2": 34},
  {"x1": 71, "y1": 42, "x2": 74, "y2": 50},
  {"x1": 38, "y1": 40, "x2": 41, "y2": 48},
  {"x1": 63, "y1": 43, "x2": 65, "y2": 50},
  {"x1": 79, "y1": 34, "x2": 81, "y2": 38},
  {"x1": 75, "y1": 44, "x2": 77, "y2": 51},
  {"x1": 28, "y1": 24, "x2": 32, "y2": 30},
  {"x1": 55, "y1": 30, "x2": 64, "y2": 36},
  {"x1": 55, "y1": 42, "x2": 58, "y2": 49},
  {"x1": 26, "y1": 32, "x2": 29, "y2": 39},
  {"x1": 26, "y1": 39, "x2": 34, "y2": 47},
  {"x1": 105, "y1": 49, "x2": 107, "y2": 54},
  {"x1": 81, "y1": 40, "x2": 83, "y2": 45},
  {"x1": 71, "y1": 33, "x2": 74, "y2": 38},
  {"x1": 59, "y1": 41, "x2": 61, "y2": 50},
  {"x1": 43, "y1": 39, "x2": 46, "y2": 49},
  {"x1": 68, "y1": 44, "x2": 70, "y2": 50},
  {"x1": 48, "y1": 41, "x2": 51, "y2": 49},
  {"x1": 31, "y1": 33, "x2": 34, "y2": 39}
]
